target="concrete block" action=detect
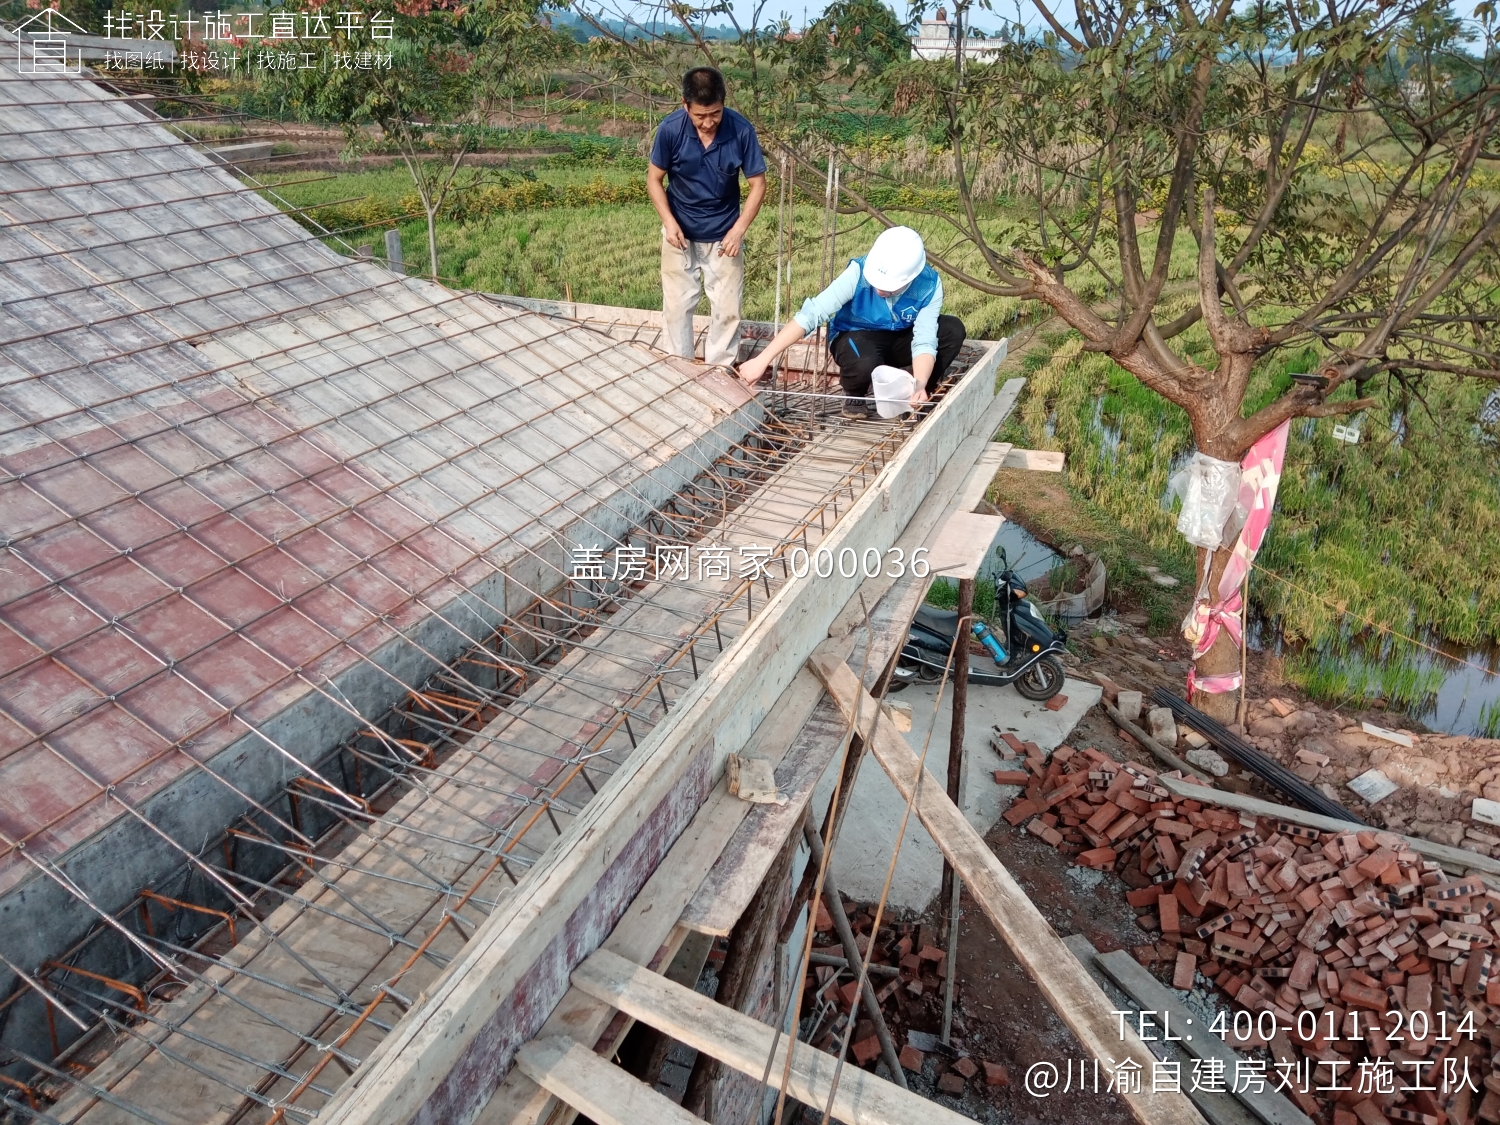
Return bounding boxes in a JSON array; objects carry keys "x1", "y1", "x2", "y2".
[{"x1": 1148, "y1": 706, "x2": 1178, "y2": 747}]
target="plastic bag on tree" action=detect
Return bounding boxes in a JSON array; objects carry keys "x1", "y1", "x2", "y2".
[{"x1": 1171, "y1": 451, "x2": 1242, "y2": 550}]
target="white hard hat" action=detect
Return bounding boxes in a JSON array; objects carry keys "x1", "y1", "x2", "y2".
[{"x1": 863, "y1": 226, "x2": 926, "y2": 291}]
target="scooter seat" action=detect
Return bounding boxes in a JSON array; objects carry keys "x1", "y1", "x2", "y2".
[{"x1": 913, "y1": 605, "x2": 959, "y2": 635}]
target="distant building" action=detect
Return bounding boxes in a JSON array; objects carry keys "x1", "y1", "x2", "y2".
[{"x1": 909, "y1": 7, "x2": 1004, "y2": 61}]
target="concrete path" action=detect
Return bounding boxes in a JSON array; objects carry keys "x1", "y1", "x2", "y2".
[{"x1": 816, "y1": 675, "x2": 1102, "y2": 914}]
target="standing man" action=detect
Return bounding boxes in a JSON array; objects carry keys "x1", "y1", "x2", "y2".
[{"x1": 648, "y1": 67, "x2": 767, "y2": 368}]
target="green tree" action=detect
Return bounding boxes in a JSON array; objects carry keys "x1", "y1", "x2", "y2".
[
  {"x1": 610, "y1": 0, "x2": 1500, "y2": 717},
  {"x1": 863, "y1": 1, "x2": 1500, "y2": 716},
  {"x1": 252, "y1": 0, "x2": 572, "y2": 278}
]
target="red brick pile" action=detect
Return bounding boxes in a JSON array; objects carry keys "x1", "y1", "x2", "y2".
[
  {"x1": 998, "y1": 735, "x2": 1500, "y2": 1125},
  {"x1": 803, "y1": 906, "x2": 1010, "y2": 1098}
]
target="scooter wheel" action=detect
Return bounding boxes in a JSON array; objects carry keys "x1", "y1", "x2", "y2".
[{"x1": 1014, "y1": 656, "x2": 1065, "y2": 702}]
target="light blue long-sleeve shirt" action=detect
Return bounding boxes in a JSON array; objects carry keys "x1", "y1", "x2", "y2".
[{"x1": 792, "y1": 262, "x2": 944, "y2": 358}]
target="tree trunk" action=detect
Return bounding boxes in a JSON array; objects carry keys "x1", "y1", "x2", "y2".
[
  {"x1": 1182, "y1": 389, "x2": 1252, "y2": 727},
  {"x1": 426, "y1": 205, "x2": 440, "y2": 280},
  {"x1": 1189, "y1": 522, "x2": 1241, "y2": 725}
]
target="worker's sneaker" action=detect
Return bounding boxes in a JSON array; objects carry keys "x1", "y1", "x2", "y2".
[{"x1": 841, "y1": 397, "x2": 869, "y2": 418}]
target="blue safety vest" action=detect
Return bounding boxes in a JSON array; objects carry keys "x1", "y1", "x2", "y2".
[{"x1": 827, "y1": 257, "x2": 940, "y2": 336}]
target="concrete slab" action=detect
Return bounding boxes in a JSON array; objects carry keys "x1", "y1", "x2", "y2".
[{"x1": 816, "y1": 676, "x2": 1102, "y2": 914}]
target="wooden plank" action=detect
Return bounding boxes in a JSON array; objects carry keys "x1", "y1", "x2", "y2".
[
  {"x1": 951, "y1": 442, "x2": 1011, "y2": 512},
  {"x1": 1001, "y1": 448, "x2": 1065, "y2": 472},
  {"x1": 1062, "y1": 936, "x2": 1261, "y2": 1125},
  {"x1": 572, "y1": 949, "x2": 971, "y2": 1125},
  {"x1": 925, "y1": 511, "x2": 1005, "y2": 580},
  {"x1": 1156, "y1": 776, "x2": 1500, "y2": 878},
  {"x1": 514, "y1": 1037, "x2": 704, "y2": 1125},
  {"x1": 808, "y1": 652, "x2": 1207, "y2": 1125},
  {"x1": 678, "y1": 678, "x2": 846, "y2": 935},
  {"x1": 319, "y1": 342, "x2": 1011, "y2": 1125},
  {"x1": 1091, "y1": 950, "x2": 1315, "y2": 1125}
]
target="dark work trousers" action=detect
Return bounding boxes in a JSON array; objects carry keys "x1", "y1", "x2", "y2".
[{"x1": 828, "y1": 314, "x2": 967, "y2": 400}]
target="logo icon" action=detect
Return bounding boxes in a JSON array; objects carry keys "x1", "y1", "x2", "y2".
[{"x1": 15, "y1": 6, "x2": 89, "y2": 74}]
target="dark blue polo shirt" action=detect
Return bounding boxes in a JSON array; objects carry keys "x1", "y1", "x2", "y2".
[{"x1": 649, "y1": 107, "x2": 766, "y2": 243}]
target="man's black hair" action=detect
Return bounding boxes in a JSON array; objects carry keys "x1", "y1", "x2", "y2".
[{"x1": 682, "y1": 67, "x2": 727, "y2": 107}]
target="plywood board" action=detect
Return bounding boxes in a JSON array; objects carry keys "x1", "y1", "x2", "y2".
[
  {"x1": 1001, "y1": 448, "x2": 1066, "y2": 472},
  {"x1": 925, "y1": 511, "x2": 1005, "y2": 580}
]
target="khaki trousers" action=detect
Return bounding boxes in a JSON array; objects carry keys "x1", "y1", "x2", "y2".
[{"x1": 660, "y1": 230, "x2": 744, "y2": 367}]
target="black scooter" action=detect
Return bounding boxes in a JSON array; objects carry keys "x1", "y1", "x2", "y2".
[{"x1": 894, "y1": 548, "x2": 1069, "y2": 701}]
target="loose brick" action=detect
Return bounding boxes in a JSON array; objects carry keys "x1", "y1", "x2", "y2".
[
  {"x1": 1003, "y1": 799, "x2": 1041, "y2": 826},
  {"x1": 1196, "y1": 912, "x2": 1235, "y2": 939},
  {"x1": 1087, "y1": 802, "x2": 1124, "y2": 833},
  {"x1": 1079, "y1": 847, "x2": 1118, "y2": 869},
  {"x1": 1173, "y1": 951, "x2": 1197, "y2": 990},
  {"x1": 1356, "y1": 847, "x2": 1398, "y2": 880},
  {"x1": 1044, "y1": 694, "x2": 1069, "y2": 711},
  {"x1": 1298, "y1": 906, "x2": 1334, "y2": 948},
  {"x1": 1289, "y1": 948, "x2": 1319, "y2": 991},
  {"x1": 953, "y1": 1057, "x2": 979, "y2": 1079},
  {"x1": 1156, "y1": 818, "x2": 1196, "y2": 841},
  {"x1": 852, "y1": 1035, "x2": 882, "y2": 1065},
  {"x1": 1340, "y1": 980, "x2": 1387, "y2": 1010},
  {"x1": 815, "y1": 901, "x2": 833, "y2": 931},
  {"x1": 983, "y1": 1061, "x2": 1010, "y2": 1087},
  {"x1": 993, "y1": 770, "x2": 1031, "y2": 785},
  {"x1": 1159, "y1": 893, "x2": 1181, "y2": 935},
  {"x1": 899, "y1": 1045, "x2": 925, "y2": 1071},
  {"x1": 937, "y1": 1072, "x2": 967, "y2": 1095}
]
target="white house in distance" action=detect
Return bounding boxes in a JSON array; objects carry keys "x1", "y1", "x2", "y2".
[{"x1": 909, "y1": 7, "x2": 1005, "y2": 60}]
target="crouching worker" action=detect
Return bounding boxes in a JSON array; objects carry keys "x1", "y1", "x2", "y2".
[{"x1": 736, "y1": 226, "x2": 965, "y2": 417}]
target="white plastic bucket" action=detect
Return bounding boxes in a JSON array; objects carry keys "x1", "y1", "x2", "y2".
[{"x1": 870, "y1": 364, "x2": 915, "y2": 418}]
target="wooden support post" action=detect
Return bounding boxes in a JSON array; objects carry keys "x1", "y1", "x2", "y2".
[
  {"x1": 938, "y1": 578, "x2": 972, "y2": 943},
  {"x1": 939, "y1": 578, "x2": 971, "y2": 1044},
  {"x1": 801, "y1": 820, "x2": 907, "y2": 1089},
  {"x1": 808, "y1": 651, "x2": 1209, "y2": 1125},
  {"x1": 681, "y1": 821, "x2": 801, "y2": 1118}
]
